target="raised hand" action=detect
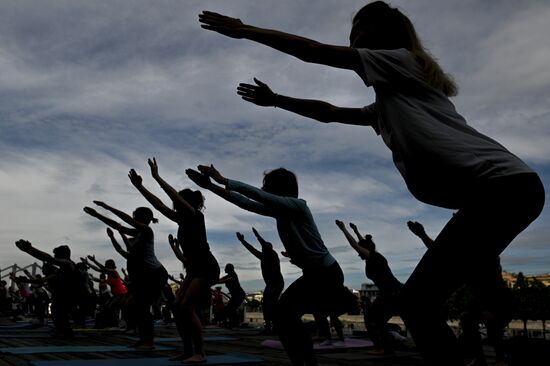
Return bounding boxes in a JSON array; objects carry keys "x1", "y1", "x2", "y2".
[
  {"x1": 236, "y1": 232, "x2": 245, "y2": 242},
  {"x1": 199, "y1": 11, "x2": 247, "y2": 39},
  {"x1": 237, "y1": 78, "x2": 277, "y2": 107},
  {"x1": 197, "y1": 164, "x2": 226, "y2": 185},
  {"x1": 168, "y1": 234, "x2": 176, "y2": 247},
  {"x1": 349, "y1": 222, "x2": 358, "y2": 231},
  {"x1": 186, "y1": 169, "x2": 212, "y2": 189},
  {"x1": 15, "y1": 239, "x2": 32, "y2": 252},
  {"x1": 407, "y1": 221, "x2": 426, "y2": 237},
  {"x1": 83, "y1": 206, "x2": 98, "y2": 216},
  {"x1": 87, "y1": 254, "x2": 96, "y2": 262},
  {"x1": 148, "y1": 157, "x2": 159, "y2": 177},
  {"x1": 106, "y1": 227, "x2": 114, "y2": 238},
  {"x1": 93, "y1": 200, "x2": 107, "y2": 209},
  {"x1": 335, "y1": 219, "x2": 346, "y2": 229},
  {"x1": 128, "y1": 169, "x2": 143, "y2": 187},
  {"x1": 252, "y1": 227, "x2": 267, "y2": 244}
]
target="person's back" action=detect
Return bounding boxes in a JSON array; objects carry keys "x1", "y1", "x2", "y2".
[{"x1": 365, "y1": 251, "x2": 402, "y2": 295}]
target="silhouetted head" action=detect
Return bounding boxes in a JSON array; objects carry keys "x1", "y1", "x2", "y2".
[
  {"x1": 262, "y1": 168, "x2": 298, "y2": 198},
  {"x1": 224, "y1": 263, "x2": 235, "y2": 274},
  {"x1": 351, "y1": 1, "x2": 458, "y2": 96},
  {"x1": 350, "y1": 1, "x2": 417, "y2": 50},
  {"x1": 132, "y1": 207, "x2": 158, "y2": 225},
  {"x1": 261, "y1": 241, "x2": 273, "y2": 251},
  {"x1": 53, "y1": 245, "x2": 71, "y2": 260},
  {"x1": 358, "y1": 235, "x2": 376, "y2": 258},
  {"x1": 105, "y1": 259, "x2": 116, "y2": 269},
  {"x1": 176, "y1": 188, "x2": 205, "y2": 212}
]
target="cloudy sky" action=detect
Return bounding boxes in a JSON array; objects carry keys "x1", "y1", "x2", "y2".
[{"x1": 1, "y1": 0, "x2": 549, "y2": 292}]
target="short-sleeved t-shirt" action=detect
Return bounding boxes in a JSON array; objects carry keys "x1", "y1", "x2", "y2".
[{"x1": 357, "y1": 48, "x2": 534, "y2": 209}]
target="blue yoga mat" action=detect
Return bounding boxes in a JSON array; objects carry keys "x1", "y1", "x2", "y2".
[
  {"x1": 0, "y1": 323, "x2": 33, "y2": 329},
  {"x1": 0, "y1": 334, "x2": 86, "y2": 338},
  {"x1": 0, "y1": 344, "x2": 175, "y2": 354},
  {"x1": 31, "y1": 353, "x2": 263, "y2": 365},
  {"x1": 119, "y1": 335, "x2": 237, "y2": 342}
]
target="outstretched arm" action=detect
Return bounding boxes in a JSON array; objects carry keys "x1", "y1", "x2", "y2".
[
  {"x1": 129, "y1": 168, "x2": 180, "y2": 222},
  {"x1": 83, "y1": 206, "x2": 137, "y2": 236},
  {"x1": 186, "y1": 168, "x2": 272, "y2": 217},
  {"x1": 236, "y1": 232, "x2": 262, "y2": 260},
  {"x1": 197, "y1": 164, "x2": 304, "y2": 215},
  {"x1": 168, "y1": 234, "x2": 188, "y2": 265},
  {"x1": 146, "y1": 158, "x2": 197, "y2": 216},
  {"x1": 15, "y1": 240, "x2": 73, "y2": 268},
  {"x1": 106, "y1": 228, "x2": 130, "y2": 259},
  {"x1": 198, "y1": 11, "x2": 361, "y2": 71},
  {"x1": 87, "y1": 255, "x2": 117, "y2": 276},
  {"x1": 407, "y1": 221, "x2": 434, "y2": 249},
  {"x1": 83, "y1": 257, "x2": 102, "y2": 273},
  {"x1": 92, "y1": 201, "x2": 150, "y2": 232},
  {"x1": 238, "y1": 78, "x2": 372, "y2": 125},
  {"x1": 335, "y1": 220, "x2": 371, "y2": 259}
]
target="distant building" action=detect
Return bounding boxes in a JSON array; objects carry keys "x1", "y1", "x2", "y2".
[
  {"x1": 359, "y1": 283, "x2": 379, "y2": 303},
  {"x1": 502, "y1": 271, "x2": 550, "y2": 287}
]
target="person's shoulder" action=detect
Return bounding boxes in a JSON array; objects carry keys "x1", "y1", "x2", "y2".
[{"x1": 358, "y1": 48, "x2": 415, "y2": 67}]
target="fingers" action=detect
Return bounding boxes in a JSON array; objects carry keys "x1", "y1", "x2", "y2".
[
  {"x1": 253, "y1": 77, "x2": 266, "y2": 87},
  {"x1": 198, "y1": 11, "x2": 234, "y2": 25}
]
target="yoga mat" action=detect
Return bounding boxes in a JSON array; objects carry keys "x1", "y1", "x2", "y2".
[
  {"x1": 0, "y1": 323, "x2": 33, "y2": 329},
  {"x1": 0, "y1": 344, "x2": 175, "y2": 354},
  {"x1": 261, "y1": 338, "x2": 373, "y2": 351},
  {"x1": 0, "y1": 327, "x2": 50, "y2": 333},
  {"x1": 0, "y1": 334, "x2": 86, "y2": 338},
  {"x1": 119, "y1": 335, "x2": 237, "y2": 342},
  {"x1": 31, "y1": 353, "x2": 263, "y2": 365}
]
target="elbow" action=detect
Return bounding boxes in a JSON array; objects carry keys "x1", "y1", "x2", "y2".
[
  {"x1": 314, "y1": 115, "x2": 332, "y2": 123},
  {"x1": 314, "y1": 107, "x2": 338, "y2": 123}
]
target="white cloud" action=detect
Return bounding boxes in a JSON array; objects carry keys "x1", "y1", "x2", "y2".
[{"x1": 1, "y1": 0, "x2": 549, "y2": 290}]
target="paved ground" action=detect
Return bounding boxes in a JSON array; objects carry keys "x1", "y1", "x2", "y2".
[{"x1": 0, "y1": 318, "x2": 548, "y2": 366}]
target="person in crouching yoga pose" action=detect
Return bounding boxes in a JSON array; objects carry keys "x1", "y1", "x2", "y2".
[
  {"x1": 129, "y1": 158, "x2": 219, "y2": 363},
  {"x1": 187, "y1": 165, "x2": 356, "y2": 366},
  {"x1": 199, "y1": 2, "x2": 545, "y2": 364},
  {"x1": 84, "y1": 202, "x2": 167, "y2": 350}
]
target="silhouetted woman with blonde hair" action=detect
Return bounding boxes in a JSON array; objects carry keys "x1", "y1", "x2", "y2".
[{"x1": 199, "y1": 2, "x2": 545, "y2": 364}]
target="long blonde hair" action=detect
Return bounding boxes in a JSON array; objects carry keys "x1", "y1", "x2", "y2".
[{"x1": 353, "y1": 1, "x2": 458, "y2": 96}]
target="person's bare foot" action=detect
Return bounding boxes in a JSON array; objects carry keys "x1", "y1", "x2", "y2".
[{"x1": 181, "y1": 353, "x2": 207, "y2": 364}]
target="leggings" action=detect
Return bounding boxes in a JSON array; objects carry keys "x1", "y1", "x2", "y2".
[
  {"x1": 400, "y1": 173, "x2": 545, "y2": 366},
  {"x1": 262, "y1": 283, "x2": 284, "y2": 328},
  {"x1": 130, "y1": 266, "x2": 168, "y2": 343},
  {"x1": 276, "y1": 261, "x2": 351, "y2": 366}
]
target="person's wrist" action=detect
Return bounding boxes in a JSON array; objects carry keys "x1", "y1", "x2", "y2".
[{"x1": 273, "y1": 93, "x2": 279, "y2": 108}]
